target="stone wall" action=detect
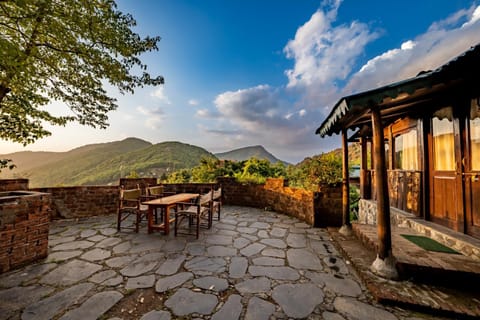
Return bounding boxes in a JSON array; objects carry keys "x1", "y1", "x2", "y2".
[
  {"x1": 0, "y1": 179, "x2": 29, "y2": 191},
  {"x1": 31, "y1": 186, "x2": 118, "y2": 219},
  {"x1": 119, "y1": 178, "x2": 157, "y2": 191},
  {"x1": 0, "y1": 192, "x2": 50, "y2": 273},
  {"x1": 0, "y1": 178, "x2": 343, "y2": 226},
  {"x1": 216, "y1": 177, "x2": 341, "y2": 226},
  {"x1": 314, "y1": 185, "x2": 343, "y2": 227}
]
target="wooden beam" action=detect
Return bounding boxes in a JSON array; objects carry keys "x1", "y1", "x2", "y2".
[
  {"x1": 371, "y1": 106, "x2": 392, "y2": 260},
  {"x1": 342, "y1": 129, "x2": 351, "y2": 227}
]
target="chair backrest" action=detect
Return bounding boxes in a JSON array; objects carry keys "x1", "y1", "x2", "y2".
[
  {"x1": 200, "y1": 190, "x2": 212, "y2": 206},
  {"x1": 147, "y1": 185, "x2": 164, "y2": 197},
  {"x1": 213, "y1": 188, "x2": 222, "y2": 200},
  {"x1": 120, "y1": 188, "x2": 142, "y2": 209}
]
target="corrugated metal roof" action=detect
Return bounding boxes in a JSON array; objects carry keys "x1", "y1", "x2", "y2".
[{"x1": 316, "y1": 42, "x2": 480, "y2": 137}]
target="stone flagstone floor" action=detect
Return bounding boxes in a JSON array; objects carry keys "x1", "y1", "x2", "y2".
[{"x1": 0, "y1": 206, "x2": 452, "y2": 319}]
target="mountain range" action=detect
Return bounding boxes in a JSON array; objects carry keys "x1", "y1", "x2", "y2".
[{"x1": 0, "y1": 138, "x2": 288, "y2": 187}]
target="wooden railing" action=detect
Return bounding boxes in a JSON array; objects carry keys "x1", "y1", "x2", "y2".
[{"x1": 370, "y1": 170, "x2": 422, "y2": 216}]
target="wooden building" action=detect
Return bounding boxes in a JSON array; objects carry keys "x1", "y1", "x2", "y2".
[{"x1": 316, "y1": 43, "x2": 480, "y2": 276}]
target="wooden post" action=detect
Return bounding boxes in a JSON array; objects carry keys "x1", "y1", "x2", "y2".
[
  {"x1": 339, "y1": 129, "x2": 352, "y2": 235},
  {"x1": 370, "y1": 106, "x2": 398, "y2": 279},
  {"x1": 360, "y1": 137, "x2": 369, "y2": 199}
]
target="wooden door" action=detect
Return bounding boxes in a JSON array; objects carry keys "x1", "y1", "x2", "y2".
[
  {"x1": 429, "y1": 107, "x2": 464, "y2": 231},
  {"x1": 465, "y1": 101, "x2": 480, "y2": 238}
]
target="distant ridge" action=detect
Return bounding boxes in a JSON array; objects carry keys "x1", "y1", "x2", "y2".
[
  {"x1": 0, "y1": 138, "x2": 214, "y2": 187},
  {"x1": 215, "y1": 145, "x2": 287, "y2": 164}
]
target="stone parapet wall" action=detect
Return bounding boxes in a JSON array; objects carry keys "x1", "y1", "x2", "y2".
[
  {"x1": 0, "y1": 192, "x2": 50, "y2": 273},
  {"x1": 31, "y1": 186, "x2": 118, "y2": 219},
  {"x1": 314, "y1": 186, "x2": 342, "y2": 227},
  {"x1": 119, "y1": 178, "x2": 157, "y2": 191},
  {"x1": 0, "y1": 179, "x2": 29, "y2": 191},
  {"x1": 1, "y1": 178, "x2": 343, "y2": 227},
  {"x1": 216, "y1": 177, "x2": 341, "y2": 226}
]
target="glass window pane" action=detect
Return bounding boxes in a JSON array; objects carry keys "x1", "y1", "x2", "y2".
[
  {"x1": 394, "y1": 129, "x2": 418, "y2": 170},
  {"x1": 432, "y1": 107, "x2": 455, "y2": 171},
  {"x1": 470, "y1": 101, "x2": 480, "y2": 171}
]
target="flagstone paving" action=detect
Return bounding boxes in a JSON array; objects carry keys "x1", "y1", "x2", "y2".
[{"x1": 0, "y1": 206, "x2": 453, "y2": 319}]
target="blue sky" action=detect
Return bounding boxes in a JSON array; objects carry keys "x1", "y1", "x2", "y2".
[{"x1": 2, "y1": 0, "x2": 480, "y2": 163}]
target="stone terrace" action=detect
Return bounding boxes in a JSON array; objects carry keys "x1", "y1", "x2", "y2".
[{"x1": 0, "y1": 206, "x2": 450, "y2": 320}]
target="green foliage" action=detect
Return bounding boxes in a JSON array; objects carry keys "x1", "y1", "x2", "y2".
[
  {"x1": 175, "y1": 156, "x2": 286, "y2": 184},
  {"x1": 350, "y1": 184, "x2": 360, "y2": 221},
  {"x1": 235, "y1": 157, "x2": 286, "y2": 184},
  {"x1": 288, "y1": 153, "x2": 343, "y2": 191},
  {"x1": 0, "y1": 0, "x2": 163, "y2": 145},
  {"x1": 126, "y1": 170, "x2": 139, "y2": 178},
  {"x1": 165, "y1": 169, "x2": 192, "y2": 183},
  {"x1": 0, "y1": 159, "x2": 15, "y2": 172}
]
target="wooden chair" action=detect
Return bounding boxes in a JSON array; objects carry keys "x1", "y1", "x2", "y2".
[
  {"x1": 212, "y1": 187, "x2": 222, "y2": 221},
  {"x1": 117, "y1": 186, "x2": 148, "y2": 232},
  {"x1": 174, "y1": 191, "x2": 212, "y2": 239}
]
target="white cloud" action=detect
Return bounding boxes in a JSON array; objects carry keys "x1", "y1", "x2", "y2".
[
  {"x1": 347, "y1": 5, "x2": 480, "y2": 93},
  {"x1": 188, "y1": 99, "x2": 199, "y2": 106},
  {"x1": 283, "y1": 1, "x2": 379, "y2": 108},
  {"x1": 213, "y1": 84, "x2": 321, "y2": 151},
  {"x1": 208, "y1": 3, "x2": 480, "y2": 161},
  {"x1": 136, "y1": 105, "x2": 164, "y2": 130},
  {"x1": 150, "y1": 86, "x2": 171, "y2": 105}
]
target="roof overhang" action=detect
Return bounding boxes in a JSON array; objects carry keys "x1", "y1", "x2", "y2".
[{"x1": 316, "y1": 43, "x2": 480, "y2": 138}]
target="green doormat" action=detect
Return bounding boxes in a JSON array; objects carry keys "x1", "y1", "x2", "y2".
[{"x1": 401, "y1": 234, "x2": 460, "y2": 254}]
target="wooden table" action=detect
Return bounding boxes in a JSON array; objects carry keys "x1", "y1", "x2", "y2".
[{"x1": 143, "y1": 193, "x2": 199, "y2": 235}]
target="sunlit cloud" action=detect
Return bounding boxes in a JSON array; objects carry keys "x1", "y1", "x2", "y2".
[
  {"x1": 136, "y1": 105, "x2": 164, "y2": 130},
  {"x1": 188, "y1": 99, "x2": 199, "y2": 106},
  {"x1": 346, "y1": 4, "x2": 480, "y2": 93},
  {"x1": 209, "y1": 2, "x2": 480, "y2": 160},
  {"x1": 283, "y1": 0, "x2": 380, "y2": 109},
  {"x1": 150, "y1": 86, "x2": 171, "y2": 105}
]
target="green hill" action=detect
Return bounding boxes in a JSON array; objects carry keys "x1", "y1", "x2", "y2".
[
  {"x1": 0, "y1": 137, "x2": 152, "y2": 187},
  {"x1": 215, "y1": 145, "x2": 287, "y2": 164},
  {"x1": 71, "y1": 141, "x2": 216, "y2": 186}
]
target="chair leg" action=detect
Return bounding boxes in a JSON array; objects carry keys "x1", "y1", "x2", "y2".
[
  {"x1": 196, "y1": 214, "x2": 200, "y2": 239},
  {"x1": 135, "y1": 211, "x2": 140, "y2": 233},
  {"x1": 117, "y1": 210, "x2": 121, "y2": 231},
  {"x1": 174, "y1": 212, "x2": 179, "y2": 236}
]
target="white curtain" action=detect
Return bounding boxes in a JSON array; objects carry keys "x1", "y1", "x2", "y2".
[
  {"x1": 433, "y1": 117, "x2": 455, "y2": 171},
  {"x1": 394, "y1": 129, "x2": 418, "y2": 170}
]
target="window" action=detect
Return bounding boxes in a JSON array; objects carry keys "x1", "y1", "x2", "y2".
[
  {"x1": 394, "y1": 129, "x2": 418, "y2": 170},
  {"x1": 432, "y1": 107, "x2": 455, "y2": 171}
]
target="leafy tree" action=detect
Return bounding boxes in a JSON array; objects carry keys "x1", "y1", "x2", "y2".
[
  {"x1": 0, "y1": 159, "x2": 15, "y2": 172},
  {"x1": 287, "y1": 153, "x2": 343, "y2": 190},
  {"x1": 165, "y1": 169, "x2": 192, "y2": 183},
  {"x1": 0, "y1": 0, "x2": 163, "y2": 145},
  {"x1": 126, "y1": 170, "x2": 139, "y2": 178},
  {"x1": 191, "y1": 157, "x2": 221, "y2": 182},
  {"x1": 236, "y1": 157, "x2": 286, "y2": 184}
]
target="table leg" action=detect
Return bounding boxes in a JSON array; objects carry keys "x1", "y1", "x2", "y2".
[
  {"x1": 148, "y1": 206, "x2": 154, "y2": 234},
  {"x1": 164, "y1": 204, "x2": 171, "y2": 235}
]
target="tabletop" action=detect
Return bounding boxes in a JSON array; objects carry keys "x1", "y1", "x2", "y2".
[{"x1": 143, "y1": 193, "x2": 199, "y2": 206}]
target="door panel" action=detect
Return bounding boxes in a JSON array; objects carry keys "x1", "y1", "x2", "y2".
[
  {"x1": 432, "y1": 176, "x2": 459, "y2": 223},
  {"x1": 465, "y1": 101, "x2": 480, "y2": 238},
  {"x1": 429, "y1": 107, "x2": 464, "y2": 231}
]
